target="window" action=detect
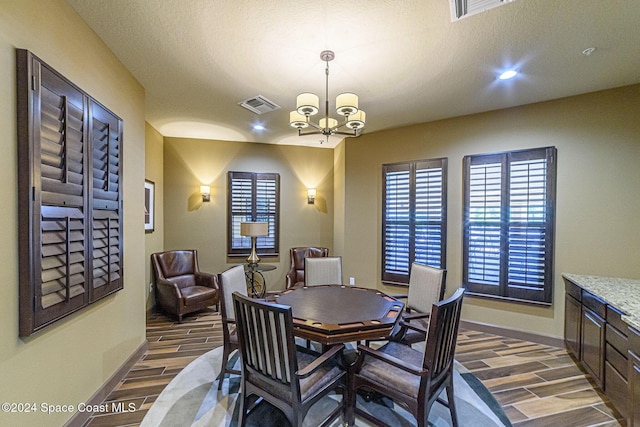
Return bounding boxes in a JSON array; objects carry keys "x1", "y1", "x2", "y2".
[
  {"x1": 227, "y1": 171, "x2": 280, "y2": 257},
  {"x1": 463, "y1": 147, "x2": 556, "y2": 305},
  {"x1": 382, "y1": 158, "x2": 447, "y2": 284}
]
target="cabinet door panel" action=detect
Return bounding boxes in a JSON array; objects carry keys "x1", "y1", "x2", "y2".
[
  {"x1": 630, "y1": 351, "x2": 640, "y2": 427},
  {"x1": 581, "y1": 308, "x2": 605, "y2": 387},
  {"x1": 565, "y1": 294, "x2": 581, "y2": 359}
]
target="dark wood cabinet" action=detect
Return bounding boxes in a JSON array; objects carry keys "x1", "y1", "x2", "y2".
[
  {"x1": 563, "y1": 276, "x2": 635, "y2": 422},
  {"x1": 605, "y1": 306, "x2": 629, "y2": 419},
  {"x1": 581, "y1": 305, "x2": 605, "y2": 387},
  {"x1": 630, "y1": 327, "x2": 640, "y2": 427},
  {"x1": 564, "y1": 281, "x2": 582, "y2": 359}
]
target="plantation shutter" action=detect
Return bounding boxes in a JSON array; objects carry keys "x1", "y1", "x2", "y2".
[
  {"x1": 382, "y1": 158, "x2": 447, "y2": 284},
  {"x1": 415, "y1": 162, "x2": 446, "y2": 268},
  {"x1": 464, "y1": 156, "x2": 503, "y2": 296},
  {"x1": 506, "y1": 149, "x2": 554, "y2": 302},
  {"x1": 227, "y1": 171, "x2": 279, "y2": 257},
  {"x1": 89, "y1": 100, "x2": 123, "y2": 299},
  {"x1": 463, "y1": 147, "x2": 555, "y2": 304},
  {"x1": 17, "y1": 49, "x2": 124, "y2": 336},
  {"x1": 255, "y1": 175, "x2": 278, "y2": 251},
  {"x1": 383, "y1": 165, "x2": 411, "y2": 282}
]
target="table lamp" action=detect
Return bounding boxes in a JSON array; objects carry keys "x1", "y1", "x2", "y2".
[{"x1": 240, "y1": 222, "x2": 268, "y2": 265}]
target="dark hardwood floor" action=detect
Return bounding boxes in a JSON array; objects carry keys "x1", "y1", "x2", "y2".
[{"x1": 83, "y1": 308, "x2": 624, "y2": 427}]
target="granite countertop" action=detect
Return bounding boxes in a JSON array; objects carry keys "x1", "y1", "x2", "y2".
[{"x1": 563, "y1": 273, "x2": 640, "y2": 331}]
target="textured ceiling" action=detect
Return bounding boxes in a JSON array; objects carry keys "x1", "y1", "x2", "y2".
[{"x1": 67, "y1": 0, "x2": 640, "y2": 148}]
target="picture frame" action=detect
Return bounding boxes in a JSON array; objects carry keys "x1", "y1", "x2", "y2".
[{"x1": 145, "y1": 179, "x2": 155, "y2": 232}]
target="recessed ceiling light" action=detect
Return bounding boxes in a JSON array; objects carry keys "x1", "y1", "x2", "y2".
[
  {"x1": 253, "y1": 124, "x2": 265, "y2": 131},
  {"x1": 498, "y1": 70, "x2": 518, "y2": 80}
]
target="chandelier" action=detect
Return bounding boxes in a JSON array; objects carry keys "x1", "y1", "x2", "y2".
[{"x1": 289, "y1": 50, "x2": 366, "y2": 142}]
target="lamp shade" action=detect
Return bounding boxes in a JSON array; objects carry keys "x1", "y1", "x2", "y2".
[
  {"x1": 319, "y1": 117, "x2": 338, "y2": 130},
  {"x1": 336, "y1": 92, "x2": 359, "y2": 116},
  {"x1": 240, "y1": 222, "x2": 268, "y2": 237},
  {"x1": 200, "y1": 185, "x2": 210, "y2": 195},
  {"x1": 346, "y1": 110, "x2": 366, "y2": 130},
  {"x1": 289, "y1": 111, "x2": 309, "y2": 128},
  {"x1": 296, "y1": 93, "x2": 319, "y2": 116}
]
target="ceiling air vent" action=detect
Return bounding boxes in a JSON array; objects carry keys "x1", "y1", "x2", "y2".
[
  {"x1": 238, "y1": 95, "x2": 281, "y2": 115},
  {"x1": 451, "y1": 0, "x2": 517, "y2": 20}
]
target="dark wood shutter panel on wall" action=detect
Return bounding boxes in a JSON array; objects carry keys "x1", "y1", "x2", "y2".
[
  {"x1": 17, "y1": 49, "x2": 124, "y2": 336},
  {"x1": 89, "y1": 100, "x2": 123, "y2": 299},
  {"x1": 382, "y1": 158, "x2": 447, "y2": 285}
]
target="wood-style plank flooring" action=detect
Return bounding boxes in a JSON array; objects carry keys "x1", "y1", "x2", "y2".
[{"x1": 83, "y1": 309, "x2": 624, "y2": 427}]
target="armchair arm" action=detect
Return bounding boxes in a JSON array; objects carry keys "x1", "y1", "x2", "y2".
[
  {"x1": 403, "y1": 311, "x2": 430, "y2": 322},
  {"x1": 399, "y1": 319, "x2": 428, "y2": 335},
  {"x1": 155, "y1": 279, "x2": 183, "y2": 303},
  {"x1": 194, "y1": 271, "x2": 218, "y2": 289},
  {"x1": 296, "y1": 344, "x2": 345, "y2": 378},
  {"x1": 356, "y1": 344, "x2": 426, "y2": 377}
]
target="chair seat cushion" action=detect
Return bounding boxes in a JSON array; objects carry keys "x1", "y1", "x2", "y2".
[
  {"x1": 359, "y1": 342, "x2": 422, "y2": 397},
  {"x1": 297, "y1": 351, "x2": 343, "y2": 401},
  {"x1": 246, "y1": 349, "x2": 343, "y2": 403},
  {"x1": 181, "y1": 285, "x2": 217, "y2": 306}
]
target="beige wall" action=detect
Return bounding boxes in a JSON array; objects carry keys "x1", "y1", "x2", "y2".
[
  {"x1": 333, "y1": 141, "x2": 346, "y2": 256},
  {"x1": 0, "y1": 1, "x2": 147, "y2": 425},
  {"x1": 145, "y1": 123, "x2": 165, "y2": 309},
  {"x1": 342, "y1": 85, "x2": 640, "y2": 339},
  {"x1": 163, "y1": 138, "x2": 334, "y2": 289}
]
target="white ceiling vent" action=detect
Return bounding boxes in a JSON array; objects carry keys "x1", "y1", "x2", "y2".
[
  {"x1": 451, "y1": 0, "x2": 517, "y2": 21},
  {"x1": 238, "y1": 95, "x2": 281, "y2": 115}
]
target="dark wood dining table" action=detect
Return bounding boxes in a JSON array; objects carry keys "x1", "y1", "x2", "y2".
[{"x1": 272, "y1": 284, "x2": 405, "y2": 346}]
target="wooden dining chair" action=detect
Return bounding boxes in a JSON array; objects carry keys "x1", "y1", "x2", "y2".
[
  {"x1": 348, "y1": 288, "x2": 465, "y2": 427},
  {"x1": 391, "y1": 263, "x2": 446, "y2": 346},
  {"x1": 304, "y1": 256, "x2": 342, "y2": 286},
  {"x1": 217, "y1": 264, "x2": 247, "y2": 390},
  {"x1": 232, "y1": 292, "x2": 346, "y2": 427}
]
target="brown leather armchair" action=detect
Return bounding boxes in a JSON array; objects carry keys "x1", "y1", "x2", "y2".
[
  {"x1": 285, "y1": 246, "x2": 329, "y2": 288},
  {"x1": 151, "y1": 250, "x2": 219, "y2": 322}
]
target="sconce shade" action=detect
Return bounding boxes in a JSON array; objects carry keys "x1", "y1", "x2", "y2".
[
  {"x1": 200, "y1": 185, "x2": 211, "y2": 202},
  {"x1": 307, "y1": 188, "x2": 316, "y2": 204},
  {"x1": 240, "y1": 222, "x2": 268, "y2": 237},
  {"x1": 336, "y1": 92, "x2": 359, "y2": 116},
  {"x1": 296, "y1": 93, "x2": 319, "y2": 116}
]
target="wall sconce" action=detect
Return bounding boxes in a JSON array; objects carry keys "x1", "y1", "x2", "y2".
[
  {"x1": 307, "y1": 188, "x2": 316, "y2": 204},
  {"x1": 200, "y1": 185, "x2": 211, "y2": 202}
]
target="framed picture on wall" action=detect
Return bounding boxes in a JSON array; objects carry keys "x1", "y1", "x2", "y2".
[{"x1": 145, "y1": 179, "x2": 155, "y2": 232}]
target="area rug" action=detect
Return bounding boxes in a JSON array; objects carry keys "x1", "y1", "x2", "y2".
[{"x1": 141, "y1": 343, "x2": 511, "y2": 427}]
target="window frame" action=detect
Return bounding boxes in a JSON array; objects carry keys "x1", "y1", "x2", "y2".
[
  {"x1": 227, "y1": 171, "x2": 280, "y2": 258},
  {"x1": 381, "y1": 158, "x2": 448, "y2": 285},
  {"x1": 462, "y1": 146, "x2": 557, "y2": 305}
]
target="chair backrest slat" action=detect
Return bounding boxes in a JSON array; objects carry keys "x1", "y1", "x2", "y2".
[
  {"x1": 422, "y1": 288, "x2": 464, "y2": 382},
  {"x1": 233, "y1": 292, "x2": 296, "y2": 386}
]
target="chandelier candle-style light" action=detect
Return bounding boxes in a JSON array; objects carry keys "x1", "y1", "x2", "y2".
[{"x1": 289, "y1": 50, "x2": 365, "y2": 143}]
